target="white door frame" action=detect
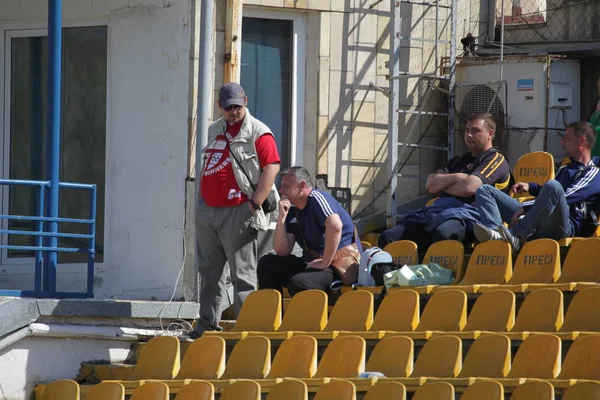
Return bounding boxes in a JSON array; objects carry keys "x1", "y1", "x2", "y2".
[{"x1": 242, "y1": 7, "x2": 306, "y2": 167}]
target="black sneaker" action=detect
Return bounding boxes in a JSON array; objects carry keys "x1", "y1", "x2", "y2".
[
  {"x1": 473, "y1": 223, "x2": 503, "y2": 242},
  {"x1": 499, "y1": 225, "x2": 523, "y2": 252}
]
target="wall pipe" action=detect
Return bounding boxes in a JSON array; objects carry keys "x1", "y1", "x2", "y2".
[{"x1": 487, "y1": 0, "x2": 497, "y2": 43}]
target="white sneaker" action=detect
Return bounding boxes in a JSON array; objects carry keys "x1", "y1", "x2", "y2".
[{"x1": 473, "y1": 223, "x2": 503, "y2": 242}]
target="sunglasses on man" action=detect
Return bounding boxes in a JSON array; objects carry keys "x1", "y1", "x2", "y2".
[{"x1": 223, "y1": 104, "x2": 243, "y2": 112}]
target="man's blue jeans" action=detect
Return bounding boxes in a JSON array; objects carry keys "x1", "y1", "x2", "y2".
[{"x1": 475, "y1": 181, "x2": 572, "y2": 240}]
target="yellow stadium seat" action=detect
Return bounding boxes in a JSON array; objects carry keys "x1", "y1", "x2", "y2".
[
  {"x1": 220, "y1": 380, "x2": 260, "y2": 400},
  {"x1": 176, "y1": 336, "x2": 226, "y2": 379},
  {"x1": 388, "y1": 240, "x2": 465, "y2": 295},
  {"x1": 203, "y1": 289, "x2": 281, "y2": 340},
  {"x1": 543, "y1": 335, "x2": 600, "y2": 388},
  {"x1": 512, "y1": 152, "x2": 555, "y2": 201},
  {"x1": 361, "y1": 233, "x2": 380, "y2": 248},
  {"x1": 428, "y1": 335, "x2": 510, "y2": 386},
  {"x1": 437, "y1": 290, "x2": 514, "y2": 339},
  {"x1": 252, "y1": 335, "x2": 318, "y2": 389},
  {"x1": 383, "y1": 240, "x2": 418, "y2": 266},
  {"x1": 432, "y1": 241, "x2": 512, "y2": 293},
  {"x1": 479, "y1": 239, "x2": 560, "y2": 293},
  {"x1": 313, "y1": 380, "x2": 356, "y2": 400},
  {"x1": 221, "y1": 336, "x2": 271, "y2": 380},
  {"x1": 173, "y1": 381, "x2": 214, "y2": 400},
  {"x1": 298, "y1": 336, "x2": 365, "y2": 387},
  {"x1": 378, "y1": 335, "x2": 462, "y2": 387},
  {"x1": 293, "y1": 290, "x2": 373, "y2": 339},
  {"x1": 364, "y1": 336, "x2": 413, "y2": 378},
  {"x1": 363, "y1": 382, "x2": 406, "y2": 400},
  {"x1": 87, "y1": 382, "x2": 124, "y2": 400},
  {"x1": 462, "y1": 380, "x2": 504, "y2": 400},
  {"x1": 412, "y1": 382, "x2": 454, "y2": 400},
  {"x1": 383, "y1": 289, "x2": 466, "y2": 339},
  {"x1": 130, "y1": 382, "x2": 169, "y2": 400},
  {"x1": 510, "y1": 381, "x2": 554, "y2": 400},
  {"x1": 527, "y1": 238, "x2": 600, "y2": 292},
  {"x1": 41, "y1": 380, "x2": 80, "y2": 400},
  {"x1": 247, "y1": 289, "x2": 327, "y2": 339},
  {"x1": 360, "y1": 241, "x2": 372, "y2": 250},
  {"x1": 500, "y1": 288, "x2": 563, "y2": 340},
  {"x1": 544, "y1": 287, "x2": 600, "y2": 340},
  {"x1": 338, "y1": 290, "x2": 419, "y2": 339},
  {"x1": 265, "y1": 380, "x2": 308, "y2": 400},
  {"x1": 563, "y1": 381, "x2": 600, "y2": 400}
]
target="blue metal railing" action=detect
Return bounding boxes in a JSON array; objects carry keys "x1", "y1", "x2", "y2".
[{"x1": 0, "y1": 179, "x2": 96, "y2": 299}]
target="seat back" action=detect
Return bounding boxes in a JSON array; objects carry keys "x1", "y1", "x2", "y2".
[
  {"x1": 511, "y1": 381, "x2": 554, "y2": 400},
  {"x1": 314, "y1": 380, "x2": 356, "y2": 400},
  {"x1": 363, "y1": 382, "x2": 406, "y2": 400},
  {"x1": 507, "y1": 334, "x2": 561, "y2": 379},
  {"x1": 417, "y1": 290, "x2": 467, "y2": 331},
  {"x1": 508, "y1": 239, "x2": 560, "y2": 284},
  {"x1": 558, "y1": 335, "x2": 600, "y2": 380},
  {"x1": 232, "y1": 289, "x2": 282, "y2": 332},
  {"x1": 130, "y1": 383, "x2": 169, "y2": 400},
  {"x1": 265, "y1": 380, "x2": 308, "y2": 400},
  {"x1": 361, "y1": 241, "x2": 372, "y2": 250},
  {"x1": 87, "y1": 382, "x2": 124, "y2": 400},
  {"x1": 460, "y1": 241, "x2": 512, "y2": 285},
  {"x1": 422, "y1": 240, "x2": 465, "y2": 283},
  {"x1": 41, "y1": 380, "x2": 80, "y2": 400},
  {"x1": 130, "y1": 336, "x2": 180, "y2": 380},
  {"x1": 412, "y1": 335, "x2": 462, "y2": 378},
  {"x1": 173, "y1": 381, "x2": 214, "y2": 400},
  {"x1": 278, "y1": 290, "x2": 327, "y2": 332},
  {"x1": 512, "y1": 152, "x2": 555, "y2": 198},
  {"x1": 365, "y1": 336, "x2": 413, "y2": 378},
  {"x1": 370, "y1": 290, "x2": 419, "y2": 331},
  {"x1": 267, "y1": 335, "x2": 317, "y2": 379},
  {"x1": 412, "y1": 382, "x2": 454, "y2": 400},
  {"x1": 382, "y1": 240, "x2": 418, "y2": 266},
  {"x1": 560, "y1": 287, "x2": 600, "y2": 332},
  {"x1": 464, "y1": 290, "x2": 515, "y2": 332},
  {"x1": 220, "y1": 380, "x2": 260, "y2": 400},
  {"x1": 458, "y1": 335, "x2": 511, "y2": 378},
  {"x1": 221, "y1": 336, "x2": 271, "y2": 379},
  {"x1": 563, "y1": 382, "x2": 600, "y2": 400},
  {"x1": 461, "y1": 381, "x2": 504, "y2": 400},
  {"x1": 558, "y1": 238, "x2": 600, "y2": 283},
  {"x1": 324, "y1": 290, "x2": 373, "y2": 331},
  {"x1": 176, "y1": 336, "x2": 226, "y2": 379},
  {"x1": 512, "y1": 288, "x2": 563, "y2": 332},
  {"x1": 314, "y1": 336, "x2": 366, "y2": 378}
]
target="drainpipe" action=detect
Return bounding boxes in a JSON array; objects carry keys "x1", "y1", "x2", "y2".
[
  {"x1": 0, "y1": 327, "x2": 31, "y2": 353},
  {"x1": 487, "y1": 0, "x2": 497, "y2": 43},
  {"x1": 194, "y1": 0, "x2": 215, "y2": 201}
]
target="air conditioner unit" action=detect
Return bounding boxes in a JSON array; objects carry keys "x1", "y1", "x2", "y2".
[{"x1": 455, "y1": 58, "x2": 580, "y2": 166}]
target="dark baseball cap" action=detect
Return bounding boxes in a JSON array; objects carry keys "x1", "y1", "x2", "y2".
[{"x1": 219, "y1": 82, "x2": 246, "y2": 108}]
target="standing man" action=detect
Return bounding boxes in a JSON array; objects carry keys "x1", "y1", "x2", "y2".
[
  {"x1": 257, "y1": 167, "x2": 358, "y2": 295},
  {"x1": 191, "y1": 82, "x2": 280, "y2": 338},
  {"x1": 474, "y1": 121, "x2": 600, "y2": 251},
  {"x1": 378, "y1": 113, "x2": 511, "y2": 250}
]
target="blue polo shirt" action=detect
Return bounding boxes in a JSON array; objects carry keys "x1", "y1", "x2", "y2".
[{"x1": 285, "y1": 189, "x2": 355, "y2": 262}]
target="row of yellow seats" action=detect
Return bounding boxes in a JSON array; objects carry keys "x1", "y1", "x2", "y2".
[
  {"x1": 204, "y1": 285, "x2": 600, "y2": 342},
  {"x1": 102, "y1": 332, "x2": 600, "y2": 394},
  {"x1": 43, "y1": 378, "x2": 600, "y2": 400},
  {"x1": 355, "y1": 237, "x2": 600, "y2": 295}
]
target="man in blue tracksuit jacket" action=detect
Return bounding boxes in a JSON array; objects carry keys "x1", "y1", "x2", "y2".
[{"x1": 473, "y1": 121, "x2": 600, "y2": 252}]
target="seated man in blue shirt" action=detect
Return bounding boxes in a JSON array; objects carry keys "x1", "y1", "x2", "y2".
[
  {"x1": 257, "y1": 167, "x2": 357, "y2": 295},
  {"x1": 378, "y1": 113, "x2": 512, "y2": 250},
  {"x1": 474, "y1": 121, "x2": 600, "y2": 251}
]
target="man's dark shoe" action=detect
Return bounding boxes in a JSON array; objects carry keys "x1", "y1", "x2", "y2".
[{"x1": 499, "y1": 225, "x2": 523, "y2": 252}]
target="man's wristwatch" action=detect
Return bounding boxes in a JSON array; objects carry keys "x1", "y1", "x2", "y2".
[{"x1": 249, "y1": 198, "x2": 261, "y2": 211}]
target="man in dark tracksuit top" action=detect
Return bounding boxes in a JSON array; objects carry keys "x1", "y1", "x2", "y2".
[
  {"x1": 378, "y1": 113, "x2": 511, "y2": 250},
  {"x1": 474, "y1": 121, "x2": 600, "y2": 252},
  {"x1": 257, "y1": 167, "x2": 356, "y2": 295}
]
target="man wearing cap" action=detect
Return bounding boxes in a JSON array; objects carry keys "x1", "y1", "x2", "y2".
[{"x1": 191, "y1": 82, "x2": 281, "y2": 338}]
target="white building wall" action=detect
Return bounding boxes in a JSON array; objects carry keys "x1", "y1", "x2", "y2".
[{"x1": 0, "y1": 0, "x2": 190, "y2": 300}]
